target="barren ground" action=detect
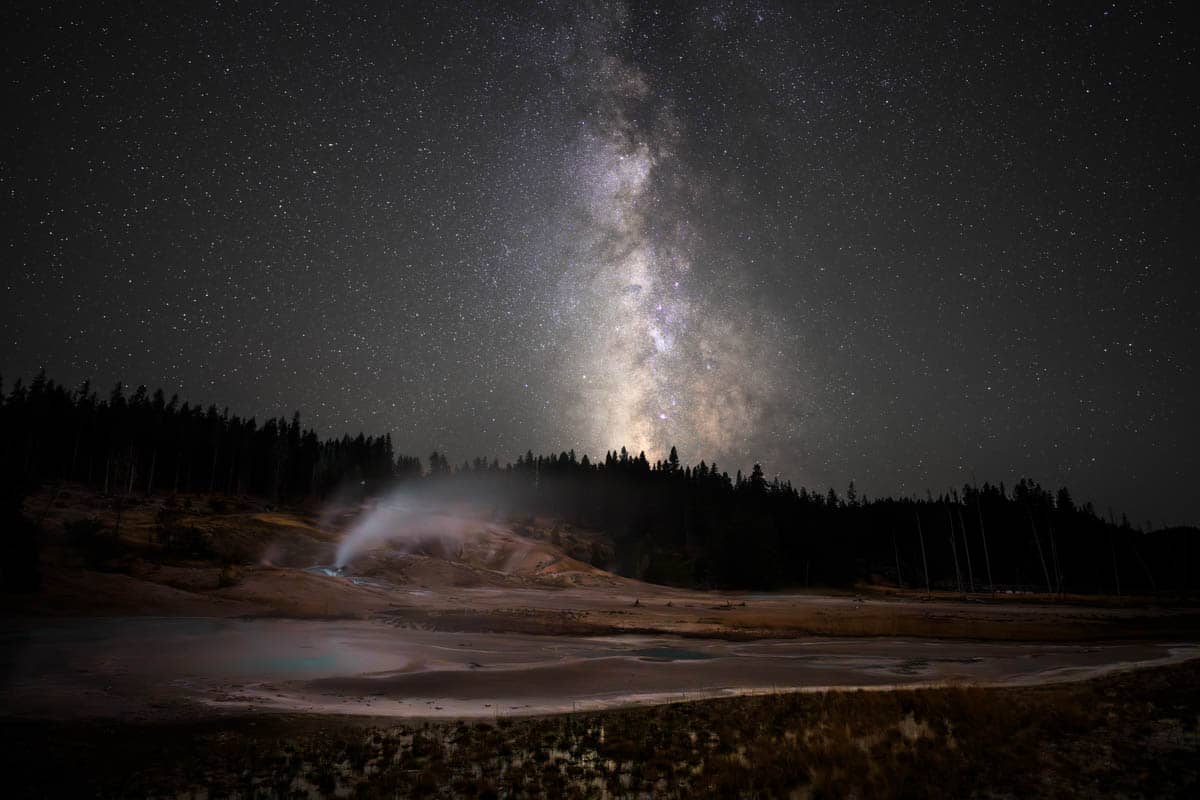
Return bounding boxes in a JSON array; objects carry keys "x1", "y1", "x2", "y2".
[{"x1": 3, "y1": 487, "x2": 1199, "y2": 727}]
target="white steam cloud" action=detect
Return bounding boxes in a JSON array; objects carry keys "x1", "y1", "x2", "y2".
[{"x1": 332, "y1": 489, "x2": 509, "y2": 570}]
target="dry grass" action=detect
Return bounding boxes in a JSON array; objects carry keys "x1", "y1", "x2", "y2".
[
  {"x1": 716, "y1": 605, "x2": 1200, "y2": 642},
  {"x1": 4, "y1": 660, "x2": 1198, "y2": 798}
]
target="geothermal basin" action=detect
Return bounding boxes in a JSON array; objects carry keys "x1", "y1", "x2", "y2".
[{"x1": 2, "y1": 617, "x2": 1196, "y2": 721}]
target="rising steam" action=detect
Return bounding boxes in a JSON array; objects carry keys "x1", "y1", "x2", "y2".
[{"x1": 332, "y1": 489, "x2": 509, "y2": 570}]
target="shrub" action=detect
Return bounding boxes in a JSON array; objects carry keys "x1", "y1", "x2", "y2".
[
  {"x1": 218, "y1": 564, "x2": 242, "y2": 588},
  {"x1": 156, "y1": 522, "x2": 215, "y2": 559},
  {"x1": 64, "y1": 516, "x2": 106, "y2": 545},
  {"x1": 64, "y1": 516, "x2": 122, "y2": 567}
]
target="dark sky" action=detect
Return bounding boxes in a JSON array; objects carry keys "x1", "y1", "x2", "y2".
[{"x1": 3, "y1": 1, "x2": 1198, "y2": 524}]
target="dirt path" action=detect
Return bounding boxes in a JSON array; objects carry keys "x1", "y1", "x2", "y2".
[{"x1": 3, "y1": 617, "x2": 1196, "y2": 721}]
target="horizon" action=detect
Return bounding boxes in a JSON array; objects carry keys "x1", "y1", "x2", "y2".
[{"x1": 1, "y1": 366, "x2": 1184, "y2": 531}]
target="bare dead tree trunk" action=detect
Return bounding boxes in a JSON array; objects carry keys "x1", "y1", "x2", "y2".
[
  {"x1": 956, "y1": 506, "x2": 975, "y2": 593},
  {"x1": 946, "y1": 504, "x2": 964, "y2": 595},
  {"x1": 1048, "y1": 523, "x2": 1063, "y2": 595},
  {"x1": 70, "y1": 427, "x2": 81, "y2": 480},
  {"x1": 209, "y1": 440, "x2": 219, "y2": 494},
  {"x1": 226, "y1": 441, "x2": 237, "y2": 495},
  {"x1": 915, "y1": 509, "x2": 930, "y2": 596},
  {"x1": 146, "y1": 449, "x2": 157, "y2": 495},
  {"x1": 1108, "y1": 507, "x2": 1122, "y2": 598},
  {"x1": 1132, "y1": 540, "x2": 1157, "y2": 592},
  {"x1": 892, "y1": 528, "x2": 904, "y2": 588},
  {"x1": 1026, "y1": 506, "x2": 1053, "y2": 595},
  {"x1": 1110, "y1": 531, "x2": 1122, "y2": 597},
  {"x1": 973, "y1": 482, "x2": 994, "y2": 593},
  {"x1": 36, "y1": 482, "x2": 66, "y2": 528}
]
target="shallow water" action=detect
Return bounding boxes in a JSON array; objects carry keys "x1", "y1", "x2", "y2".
[
  {"x1": 631, "y1": 647, "x2": 714, "y2": 661},
  {"x1": 1, "y1": 617, "x2": 1195, "y2": 720}
]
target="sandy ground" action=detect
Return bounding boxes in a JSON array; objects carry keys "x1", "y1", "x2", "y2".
[{"x1": 2, "y1": 616, "x2": 1197, "y2": 722}]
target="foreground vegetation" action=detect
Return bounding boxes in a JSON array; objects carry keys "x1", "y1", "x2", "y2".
[{"x1": 4, "y1": 660, "x2": 1198, "y2": 798}]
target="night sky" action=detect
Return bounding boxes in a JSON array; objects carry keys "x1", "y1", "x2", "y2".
[{"x1": 3, "y1": 2, "x2": 1197, "y2": 524}]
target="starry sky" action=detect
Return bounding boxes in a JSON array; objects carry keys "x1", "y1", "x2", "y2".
[{"x1": 3, "y1": 1, "x2": 1198, "y2": 524}]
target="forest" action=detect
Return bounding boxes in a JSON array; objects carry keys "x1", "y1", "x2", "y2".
[{"x1": 2, "y1": 371, "x2": 1196, "y2": 594}]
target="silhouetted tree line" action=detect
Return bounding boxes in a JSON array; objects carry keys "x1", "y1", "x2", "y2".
[
  {"x1": 0, "y1": 372, "x2": 412, "y2": 504},
  {"x1": 3, "y1": 372, "x2": 1196, "y2": 594},
  {"x1": 423, "y1": 446, "x2": 1197, "y2": 594}
]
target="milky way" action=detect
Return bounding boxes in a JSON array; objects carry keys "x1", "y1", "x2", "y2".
[
  {"x1": 2, "y1": 1, "x2": 1197, "y2": 523},
  {"x1": 550, "y1": 3, "x2": 774, "y2": 461}
]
